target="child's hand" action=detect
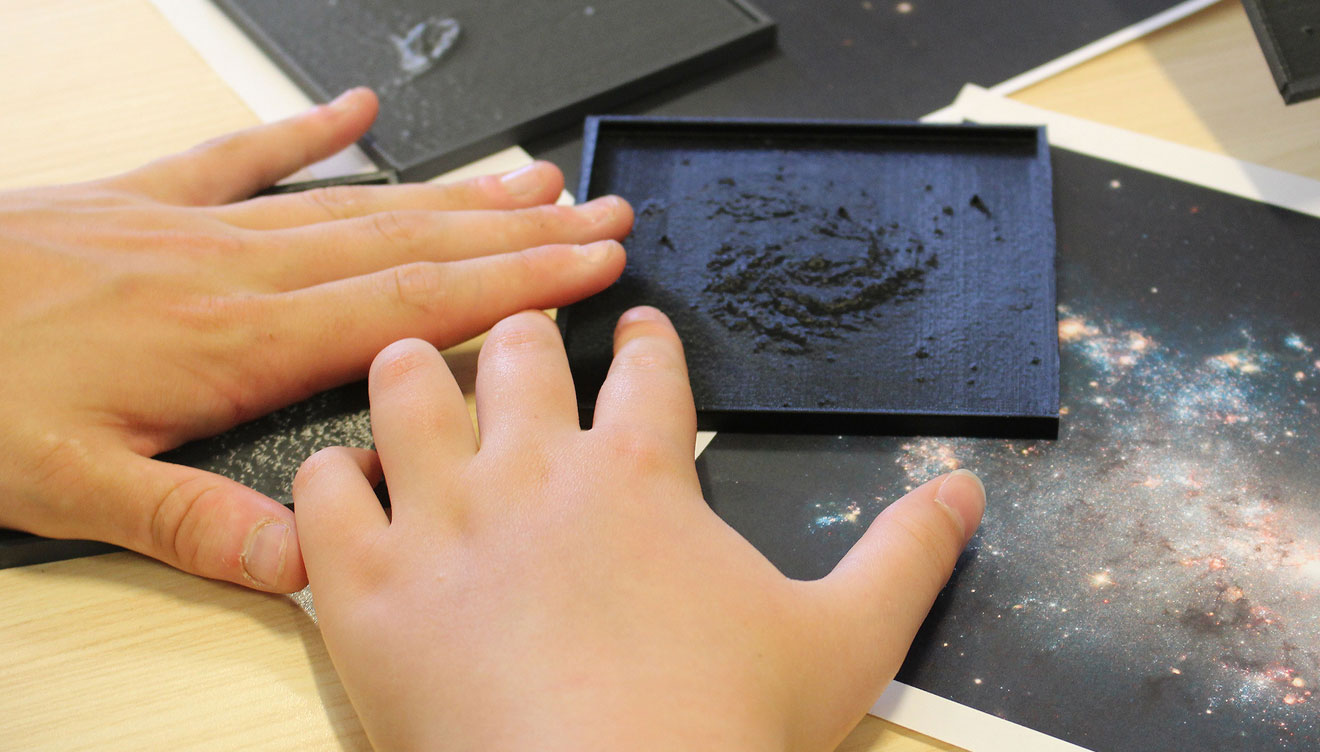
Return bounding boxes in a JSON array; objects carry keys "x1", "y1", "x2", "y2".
[
  {"x1": 0, "y1": 88, "x2": 631, "y2": 592},
  {"x1": 295, "y1": 307, "x2": 984, "y2": 751}
]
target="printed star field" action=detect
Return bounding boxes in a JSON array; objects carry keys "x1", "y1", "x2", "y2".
[
  {"x1": 698, "y1": 150, "x2": 1320, "y2": 750},
  {"x1": 889, "y1": 306, "x2": 1320, "y2": 748}
]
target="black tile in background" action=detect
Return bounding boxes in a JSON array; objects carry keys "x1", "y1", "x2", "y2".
[
  {"x1": 529, "y1": 0, "x2": 1194, "y2": 186},
  {"x1": 214, "y1": 0, "x2": 775, "y2": 180},
  {"x1": 1241, "y1": 0, "x2": 1320, "y2": 104}
]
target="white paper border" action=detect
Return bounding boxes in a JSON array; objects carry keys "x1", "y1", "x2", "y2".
[
  {"x1": 925, "y1": 85, "x2": 1320, "y2": 217},
  {"x1": 872, "y1": 681, "x2": 1092, "y2": 752}
]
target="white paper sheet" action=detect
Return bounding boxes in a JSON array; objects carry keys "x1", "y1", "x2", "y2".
[{"x1": 924, "y1": 85, "x2": 1320, "y2": 216}]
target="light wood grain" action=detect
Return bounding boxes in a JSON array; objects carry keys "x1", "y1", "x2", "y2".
[
  {"x1": 0, "y1": 554, "x2": 368, "y2": 750},
  {"x1": 1012, "y1": 0, "x2": 1320, "y2": 179},
  {"x1": 0, "y1": 0, "x2": 256, "y2": 188},
  {"x1": 2, "y1": 0, "x2": 1315, "y2": 749}
]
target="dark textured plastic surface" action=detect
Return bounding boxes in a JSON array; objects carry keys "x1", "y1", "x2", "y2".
[
  {"x1": 257, "y1": 169, "x2": 398, "y2": 196},
  {"x1": 0, "y1": 530, "x2": 118, "y2": 570},
  {"x1": 214, "y1": 0, "x2": 775, "y2": 180},
  {"x1": 697, "y1": 147, "x2": 1320, "y2": 751},
  {"x1": 526, "y1": 0, "x2": 1199, "y2": 187},
  {"x1": 1242, "y1": 0, "x2": 1320, "y2": 103},
  {"x1": 559, "y1": 117, "x2": 1059, "y2": 437}
]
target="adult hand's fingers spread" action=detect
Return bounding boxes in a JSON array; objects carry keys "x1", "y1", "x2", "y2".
[
  {"x1": 211, "y1": 161, "x2": 566, "y2": 230},
  {"x1": 242, "y1": 196, "x2": 632, "y2": 291},
  {"x1": 590, "y1": 307, "x2": 697, "y2": 456},
  {"x1": 817, "y1": 470, "x2": 985, "y2": 687},
  {"x1": 368, "y1": 339, "x2": 476, "y2": 511},
  {"x1": 111, "y1": 88, "x2": 378, "y2": 206},
  {"x1": 474, "y1": 311, "x2": 580, "y2": 447},
  {"x1": 252, "y1": 240, "x2": 626, "y2": 404},
  {"x1": 292, "y1": 446, "x2": 388, "y2": 592}
]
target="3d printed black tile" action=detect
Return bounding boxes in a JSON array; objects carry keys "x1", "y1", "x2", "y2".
[
  {"x1": 214, "y1": 0, "x2": 775, "y2": 180},
  {"x1": 558, "y1": 117, "x2": 1060, "y2": 437},
  {"x1": 1242, "y1": 0, "x2": 1320, "y2": 104},
  {"x1": 257, "y1": 169, "x2": 398, "y2": 196}
]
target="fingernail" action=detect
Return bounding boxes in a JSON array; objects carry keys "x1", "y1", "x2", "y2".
[
  {"x1": 934, "y1": 469, "x2": 986, "y2": 544},
  {"x1": 575, "y1": 240, "x2": 616, "y2": 264},
  {"x1": 500, "y1": 163, "x2": 548, "y2": 199},
  {"x1": 618, "y1": 306, "x2": 666, "y2": 326},
  {"x1": 579, "y1": 196, "x2": 619, "y2": 224},
  {"x1": 327, "y1": 87, "x2": 366, "y2": 114},
  {"x1": 241, "y1": 520, "x2": 289, "y2": 588}
]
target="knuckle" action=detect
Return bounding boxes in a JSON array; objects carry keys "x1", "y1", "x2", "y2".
[
  {"x1": 485, "y1": 312, "x2": 556, "y2": 353},
  {"x1": 149, "y1": 474, "x2": 226, "y2": 572},
  {"x1": 292, "y1": 447, "x2": 350, "y2": 497},
  {"x1": 211, "y1": 229, "x2": 248, "y2": 257},
  {"x1": 502, "y1": 246, "x2": 545, "y2": 285},
  {"x1": 616, "y1": 349, "x2": 668, "y2": 372},
  {"x1": 614, "y1": 340, "x2": 683, "y2": 375},
  {"x1": 167, "y1": 292, "x2": 258, "y2": 343},
  {"x1": 371, "y1": 338, "x2": 436, "y2": 384},
  {"x1": 369, "y1": 210, "x2": 426, "y2": 245},
  {"x1": 27, "y1": 433, "x2": 93, "y2": 506},
  {"x1": 191, "y1": 224, "x2": 249, "y2": 256},
  {"x1": 152, "y1": 296, "x2": 267, "y2": 425},
  {"x1": 302, "y1": 185, "x2": 363, "y2": 219},
  {"x1": 471, "y1": 174, "x2": 507, "y2": 201},
  {"x1": 594, "y1": 425, "x2": 675, "y2": 475},
  {"x1": 546, "y1": 203, "x2": 580, "y2": 223},
  {"x1": 385, "y1": 262, "x2": 447, "y2": 316},
  {"x1": 139, "y1": 224, "x2": 248, "y2": 259},
  {"x1": 516, "y1": 204, "x2": 575, "y2": 235}
]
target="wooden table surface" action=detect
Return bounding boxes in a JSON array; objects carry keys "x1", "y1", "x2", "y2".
[{"x1": 2, "y1": 1, "x2": 1318, "y2": 750}]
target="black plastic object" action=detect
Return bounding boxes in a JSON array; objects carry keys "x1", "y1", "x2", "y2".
[
  {"x1": 1242, "y1": 0, "x2": 1320, "y2": 104},
  {"x1": 0, "y1": 530, "x2": 118, "y2": 570},
  {"x1": 213, "y1": 0, "x2": 776, "y2": 181},
  {"x1": 559, "y1": 117, "x2": 1060, "y2": 438},
  {"x1": 257, "y1": 169, "x2": 398, "y2": 196},
  {"x1": 527, "y1": 0, "x2": 1202, "y2": 188}
]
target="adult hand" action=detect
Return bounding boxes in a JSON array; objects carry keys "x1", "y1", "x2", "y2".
[
  {"x1": 0, "y1": 88, "x2": 631, "y2": 593},
  {"x1": 295, "y1": 307, "x2": 985, "y2": 751}
]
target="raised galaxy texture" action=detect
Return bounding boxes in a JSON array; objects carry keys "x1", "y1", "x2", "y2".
[
  {"x1": 560, "y1": 118, "x2": 1059, "y2": 437},
  {"x1": 698, "y1": 147, "x2": 1320, "y2": 751}
]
